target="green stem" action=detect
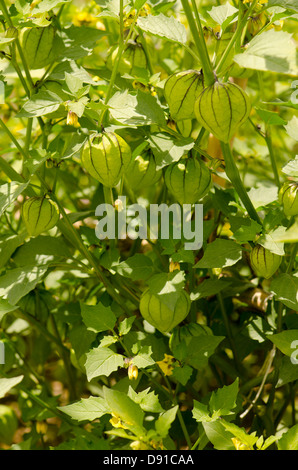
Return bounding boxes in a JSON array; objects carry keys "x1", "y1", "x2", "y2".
[
  {"x1": 265, "y1": 129, "x2": 280, "y2": 188},
  {"x1": 180, "y1": 0, "x2": 214, "y2": 85},
  {"x1": 221, "y1": 142, "x2": 262, "y2": 225}
]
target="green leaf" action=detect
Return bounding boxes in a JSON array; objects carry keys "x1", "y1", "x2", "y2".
[
  {"x1": 247, "y1": 183, "x2": 278, "y2": 209},
  {"x1": 277, "y1": 424, "x2": 298, "y2": 450},
  {"x1": 155, "y1": 405, "x2": 178, "y2": 438},
  {"x1": 17, "y1": 90, "x2": 63, "y2": 118},
  {"x1": 284, "y1": 116, "x2": 298, "y2": 141},
  {"x1": 30, "y1": 0, "x2": 71, "y2": 14},
  {"x1": 185, "y1": 335, "x2": 225, "y2": 370},
  {"x1": 127, "y1": 386, "x2": 164, "y2": 413},
  {"x1": 0, "y1": 265, "x2": 49, "y2": 305},
  {"x1": 282, "y1": 155, "x2": 298, "y2": 177},
  {"x1": 258, "y1": 226, "x2": 286, "y2": 256},
  {"x1": 132, "y1": 346, "x2": 155, "y2": 369},
  {"x1": 194, "y1": 238, "x2": 243, "y2": 269},
  {"x1": 118, "y1": 316, "x2": 135, "y2": 336},
  {"x1": 137, "y1": 13, "x2": 187, "y2": 44},
  {"x1": 269, "y1": 330, "x2": 298, "y2": 357},
  {"x1": 0, "y1": 232, "x2": 27, "y2": 269},
  {"x1": 192, "y1": 401, "x2": 213, "y2": 423},
  {"x1": 270, "y1": 274, "x2": 298, "y2": 310},
  {"x1": 103, "y1": 387, "x2": 145, "y2": 433},
  {"x1": 207, "y1": 2, "x2": 238, "y2": 30},
  {"x1": 0, "y1": 375, "x2": 24, "y2": 399},
  {"x1": 0, "y1": 298, "x2": 19, "y2": 322},
  {"x1": 85, "y1": 347, "x2": 124, "y2": 381},
  {"x1": 147, "y1": 270, "x2": 186, "y2": 311},
  {"x1": 81, "y1": 302, "x2": 117, "y2": 333},
  {"x1": 220, "y1": 419, "x2": 258, "y2": 449},
  {"x1": 12, "y1": 236, "x2": 71, "y2": 267},
  {"x1": 209, "y1": 378, "x2": 239, "y2": 417},
  {"x1": 147, "y1": 132, "x2": 194, "y2": 170},
  {"x1": 267, "y1": 0, "x2": 298, "y2": 12},
  {"x1": 108, "y1": 90, "x2": 166, "y2": 127},
  {"x1": 256, "y1": 107, "x2": 287, "y2": 126},
  {"x1": 190, "y1": 278, "x2": 232, "y2": 301},
  {"x1": 0, "y1": 182, "x2": 29, "y2": 217},
  {"x1": 115, "y1": 254, "x2": 155, "y2": 281},
  {"x1": 172, "y1": 364, "x2": 193, "y2": 386},
  {"x1": 58, "y1": 396, "x2": 109, "y2": 422},
  {"x1": 230, "y1": 217, "x2": 262, "y2": 244},
  {"x1": 202, "y1": 421, "x2": 235, "y2": 450},
  {"x1": 234, "y1": 30, "x2": 298, "y2": 74}
]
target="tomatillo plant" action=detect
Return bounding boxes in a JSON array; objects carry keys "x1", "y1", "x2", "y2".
[{"x1": 0, "y1": 0, "x2": 297, "y2": 452}]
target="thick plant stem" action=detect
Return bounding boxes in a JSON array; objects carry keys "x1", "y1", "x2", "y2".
[
  {"x1": 221, "y1": 142, "x2": 262, "y2": 225},
  {"x1": 180, "y1": 0, "x2": 215, "y2": 86}
]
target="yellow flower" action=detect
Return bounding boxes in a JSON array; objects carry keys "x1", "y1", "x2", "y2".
[
  {"x1": 109, "y1": 413, "x2": 128, "y2": 429},
  {"x1": 128, "y1": 364, "x2": 138, "y2": 380},
  {"x1": 66, "y1": 110, "x2": 80, "y2": 127},
  {"x1": 73, "y1": 11, "x2": 97, "y2": 27},
  {"x1": 169, "y1": 260, "x2": 180, "y2": 273},
  {"x1": 232, "y1": 438, "x2": 252, "y2": 450},
  {"x1": 156, "y1": 354, "x2": 176, "y2": 376}
]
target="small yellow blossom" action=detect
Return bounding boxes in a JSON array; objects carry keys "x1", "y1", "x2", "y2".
[
  {"x1": 169, "y1": 260, "x2": 180, "y2": 273},
  {"x1": 128, "y1": 364, "x2": 138, "y2": 380},
  {"x1": 156, "y1": 354, "x2": 176, "y2": 376},
  {"x1": 109, "y1": 413, "x2": 128, "y2": 429},
  {"x1": 36, "y1": 421, "x2": 48, "y2": 434},
  {"x1": 66, "y1": 110, "x2": 80, "y2": 127},
  {"x1": 232, "y1": 437, "x2": 252, "y2": 450}
]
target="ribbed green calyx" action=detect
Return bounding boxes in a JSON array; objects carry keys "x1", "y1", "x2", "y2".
[
  {"x1": 106, "y1": 42, "x2": 147, "y2": 75},
  {"x1": 194, "y1": 80, "x2": 251, "y2": 143},
  {"x1": 164, "y1": 70, "x2": 204, "y2": 121},
  {"x1": 279, "y1": 181, "x2": 298, "y2": 217},
  {"x1": 125, "y1": 151, "x2": 161, "y2": 190},
  {"x1": 139, "y1": 289, "x2": 191, "y2": 333},
  {"x1": 22, "y1": 196, "x2": 60, "y2": 237},
  {"x1": 22, "y1": 25, "x2": 56, "y2": 69},
  {"x1": 81, "y1": 132, "x2": 131, "y2": 187},
  {"x1": 250, "y1": 245, "x2": 282, "y2": 279},
  {"x1": 165, "y1": 157, "x2": 211, "y2": 205}
]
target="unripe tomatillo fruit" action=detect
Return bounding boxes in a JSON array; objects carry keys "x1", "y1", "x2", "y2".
[
  {"x1": 169, "y1": 322, "x2": 212, "y2": 353},
  {"x1": 250, "y1": 245, "x2": 282, "y2": 279},
  {"x1": 124, "y1": 151, "x2": 162, "y2": 190},
  {"x1": 165, "y1": 157, "x2": 211, "y2": 205},
  {"x1": 139, "y1": 288, "x2": 191, "y2": 333},
  {"x1": 22, "y1": 196, "x2": 60, "y2": 237},
  {"x1": 106, "y1": 41, "x2": 147, "y2": 75},
  {"x1": 22, "y1": 25, "x2": 56, "y2": 69},
  {"x1": 81, "y1": 132, "x2": 131, "y2": 187},
  {"x1": 164, "y1": 70, "x2": 204, "y2": 121},
  {"x1": 194, "y1": 80, "x2": 251, "y2": 143},
  {"x1": 279, "y1": 181, "x2": 298, "y2": 217}
]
